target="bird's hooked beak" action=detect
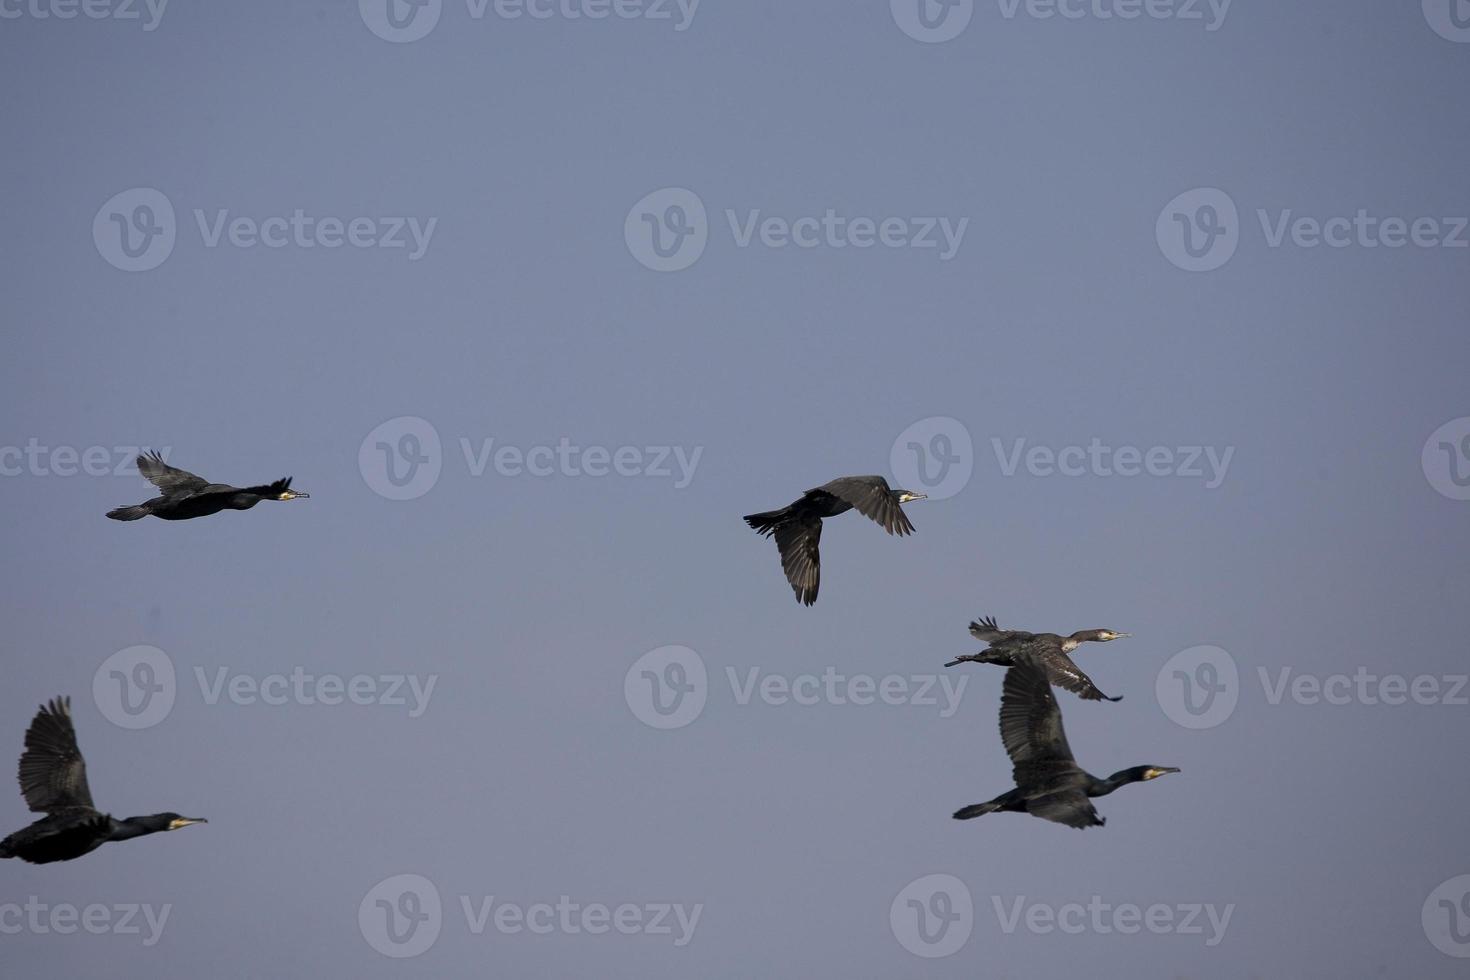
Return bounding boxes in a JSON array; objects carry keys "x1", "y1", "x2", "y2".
[
  {"x1": 277, "y1": 489, "x2": 309, "y2": 500},
  {"x1": 167, "y1": 817, "x2": 208, "y2": 830},
  {"x1": 1101, "y1": 631, "x2": 1131, "y2": 641},
  {"x1": 897, "y1": 491, "x2": 928, "y2": 503},
  {"x1": 1143, "y1": 767, "x2": 1180, "y2": 780}
]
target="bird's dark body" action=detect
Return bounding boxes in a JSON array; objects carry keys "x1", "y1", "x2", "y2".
[
  {"x1": 106, "y1": 452, "x2": 306, "y2": 522},
  {"x1": 952, "y1": 662, "x2": 1176, "y2": 829},
  {"x1": 0, "y1": 697, "x2": 205, "y2": 864},
  {"x1": 743, "y1": 475, "x2": 922, "y2": 606},
  {"x1": 946, "y1": 617, "x2": 1123, "y2": 702}
]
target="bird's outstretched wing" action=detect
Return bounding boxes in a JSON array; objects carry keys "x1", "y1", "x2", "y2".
[
  {"x1": 17, "y1": 697, "x2": 95, "y2": 813},
  {"x1": 817, "y1": 476, "x2": 915, "y2": 536},
  {"x1": 998, "y1": 662, "x2": 1076, "y2": 768},
  {"x1": 1043, "y1": 653, "x2": 1122, "y2": 703},
  {"x1": 774, "y1": 517, "x2": 822, "y2": 606},
  {"x1": 968, "y1": 616, "x2": 1033, "y2": 645},
  {"x1": 135, "y1": 451, "x2": 208, "y2": 494},
  {"x1": 1025, "y1": 788, "x2": 1104, "y2": 829},
  {"x1": 999, "y1": 665, "x2": 1104, "y2": 828}
]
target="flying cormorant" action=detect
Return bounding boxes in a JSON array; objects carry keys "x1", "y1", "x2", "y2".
[
  {"x1": 0, "y1": 698, "x2": 206, "y2": 864},
  {"x1": 743, "y1": 475, "x2": 926, "y2": 605},
  {"x1": 952, "y1": 661, "x2": 1177, "y2": 828},
  {"x1": 106, "y1": 451, "x2": 308, "y2": 521},
  {"x1": 945, "y1": 616, "x2": 1127, "y2": 702}
]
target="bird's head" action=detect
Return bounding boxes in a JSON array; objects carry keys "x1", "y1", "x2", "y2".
[
  {"x1": 1074, "y1": 629, "x2": 1129, "y2": 643},
  {"x1": 269, "y1": 477, "x2": 309, "y2": 501},
  {"x1": 1138, "y1": 766, "x2": 1180, "y2": 781},
  {"x1": 893, "y1": 489, "x2": 928, "y2": 504},
  {"x1": 132, "y1": 812, "x2": 207, "y2": 833}
]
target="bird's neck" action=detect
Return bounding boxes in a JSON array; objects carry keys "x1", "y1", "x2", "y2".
[
  {"x1": 108, "y1": 816, "x2": 168, "y2": 842},
  {"x1": 1092, "y1": 770, "x2": 1142, "y2": 797}
]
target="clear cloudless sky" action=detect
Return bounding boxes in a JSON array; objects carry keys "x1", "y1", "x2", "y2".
[{"x1": 2, "y1": 1, "x2": 1469, "y2": 977}]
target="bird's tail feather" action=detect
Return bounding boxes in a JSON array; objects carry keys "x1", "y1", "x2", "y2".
[
  {"x1": 0, "y1": 834, "x2": 16, "y2": 859},
  {"x1": 953, "y1": 801, "x2": 1002, "y2": 820},
  {"x1": 106, "y1": 505, "x2": 149, "y2": 521},
  {"x1": 743, "y1": 507, "x2": 789, "y2": 536}
]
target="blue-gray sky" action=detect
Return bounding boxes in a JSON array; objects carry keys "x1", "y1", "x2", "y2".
[{"x1": 3, "y1": 1, "x2": 1469, "y2": 976}]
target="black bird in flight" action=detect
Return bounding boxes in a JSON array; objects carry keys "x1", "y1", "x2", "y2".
[
  {"x1": 107, "y1": 451, "x2": 308, "y2": 521},
  {"x1": 952, "y1": 661, "x2": 1178, "y2": 828},
  {"x1": 0, "y1": 697, "x2": 206, "y2": 864},
  {"x1": 945, "y1": 616, "x2": 1127, "y2": 702},
  {"x1": 743, "y1": 475, "x2": 926, "y2": 605}
]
